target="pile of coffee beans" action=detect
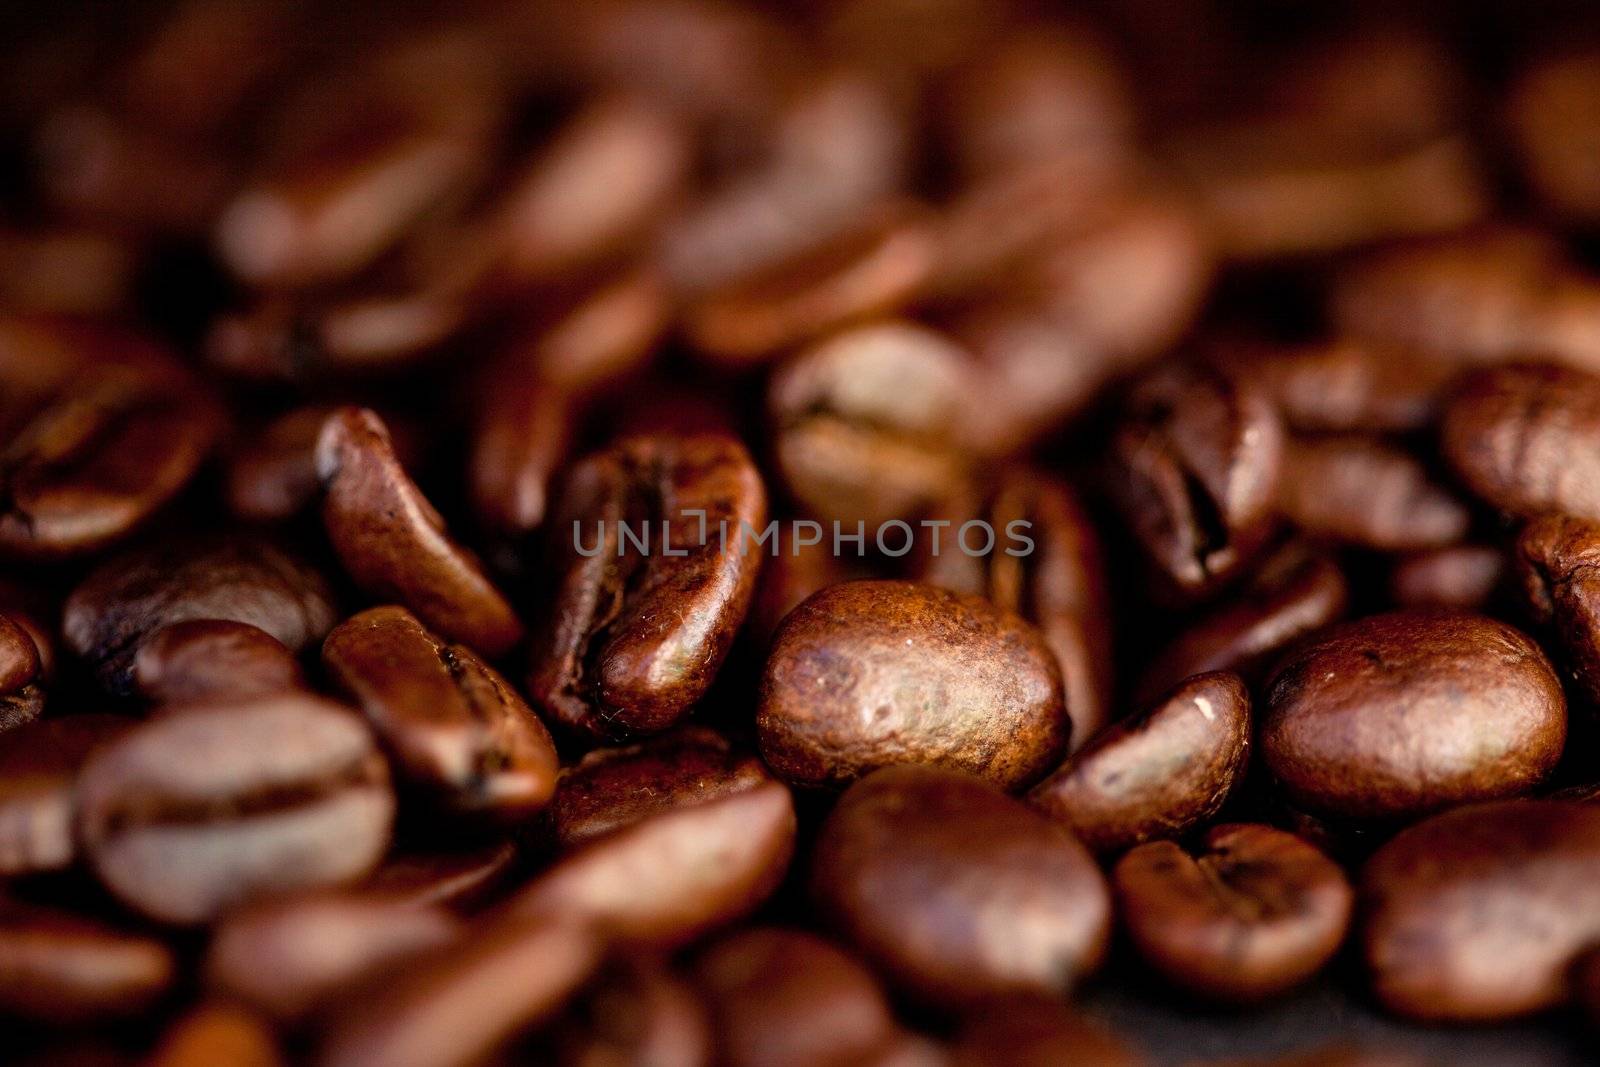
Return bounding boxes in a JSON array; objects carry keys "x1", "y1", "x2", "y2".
[{"x1": 4, "y1": 1, "x2": 1600, "y2": 1063}]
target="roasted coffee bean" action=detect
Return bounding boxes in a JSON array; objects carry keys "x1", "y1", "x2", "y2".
[
  {"x1": 360, "y1": 841, "x2": 520, "y2": 910},
  {"x1": 1516, "y1": 514, "x2": 1600, "y2": 706},
  {"x1": 759, "y1": 580, "x2": 1068, "y2": 790},
  {"x1": 134, "y1": 620, "x2": 305, "y2": 705},
  {"x1": 508, "y1": 780, "x2": 795, "y2": 948},
  {"x1": 495, "y1": 265, "x2": 669, "y2": 395},
  {"x1": 468, "y1": 376, "x2": 573, "y2": 540},
  {"x1": 540, "y1": 957, "x2": 712, "y2": 1067},
  {"x1": 1276, "y1": 436, "x2": 1469, "y2": 551},
  {"x1": 1029, "y1": 672, "x2": 1250, "y2": 854},
  {"x1": 914, "y1": 468, "x2": 1114, "y2": 751},
  {"x1": 693, "y1": 928, "x2": 905, "y2": 1067},
  {"x1": 76, "y1": 694, "x2": 395, "y2": 924},
  {"x1": 317, "y1": 407, "x2": 523, "y2": 657},
  {"x1": 527, "y1": 433, "x2": 765, "y2": 739},
  {"x1": 1388, "y1": 544, "x2": 1505, "y2": 610},
  {"x1": 0, "y1": 713, "x2": 132, "y2": 876},
  {"x1": 951, "y1": 998, "x2": 1145, "y2": 1067},
  {"x1": 0, "y1": 612, "x2": 44, "y2": 731},
  {"x1": 1262, "y1": 610, "x2": 1565, "y2": 820},
  {"x1": 1115, "y1": 824, "x2": 1352, "y2": 1002},
  {"x1": 551, "y1": 727, "x2": 770, "y2": 848},
  {"x1": 228, "y1": 405, "x2": 423, "y2": 523},
  {"x1": 207, "y1": 888, "x2": 463, "y2": 1023},
  {"x1": 1106, "y1": 362, "x2": 1284, "y2": 600},
  {"x1": 63, "y1": 535, "x2": 336, "y2": 696},
  {"x1": 1506, "y1": 50, "x2": 1600, "y2": 225},
  {"x1": 147, "y1": 1003, "x2": 284, "y2": 1067},
  {"x1": 0, "y1": 225, "x2": 135, "y2": 317},
  {"x1": 1229, "y1": 339, "x2": 1452, "y2": 434},
  {"x1": 0, "y1": 901, "x2": 175, "y2": 1023},
  {"x1": 323, "y1": 606, "x2": 559, "y2": 823},
  {"x1": 1138, "y1": 545, "x2": 1346, "y2": 706},
  {"x1": 768, "y1": 322, "x2": 973, "y2": 528},
  {"x1": 1441, "y1": 363, "x2": 1600, "y2": 520},
  {"x1": 810, "y1": 765, "x2": 1110, "y2": 1007},
  {"x1": 1362, "y1": 799, "x2": 1600, "y2": 1020},
  {"x1": 315, "y1": 914, "x2": 601, "y2": 1067}
]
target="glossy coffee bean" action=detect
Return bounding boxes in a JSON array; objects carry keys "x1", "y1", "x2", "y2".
[
  {"x1": 323, "y1": 606, "x2": 559, "y2": 823},
  {"x1": 315, "y1": 914, "x2": 602, "y2": 1067},
  {"x1": 1441, "y1": 363, "x2": 1600, "y2": 520},
  {"x1": 759, "y1": 580, "x2": 1068, "y2": 790},
  {"x1": 0, "y1": 901, "x2": 175, "y2": 1023},
  {"x1": 467, "y1": 376, "x2": 573, "y2": 540},
  {"x1": 1115, "y1": 824, "x2": 1352, "y2": 1003},
  {"x1": 1516, "y1": 513, "x2": 1600, "y2": 705},
  {"x1": 76, "y1": 694, "x2": 395, "y2": 924},
  {"x1": 951, "y1": 998, "x2": 1145, "y2": 1067},
  {"x1": 810, "y1": 765, "x2": 1110, "y2": 1007},
  {"x1": 1262, "y1": 610, "x2": 1565, "y2": 820},
  {"x1": 1276, "y1": 436, "x2": 1469, "y2": 551},
  {"x1": 63, "y1": 535, "x2": 336, "y2": 696},
  {"x1": 228, "y1": 405, "x2": 423, "y2": 524},
  {"x1": 0, "y1": 612, "x2": 44, "y2": 731},
  {"x1": 550, "y1": 727, "x2": 771, "y2": 849},
  {"x1": 1387, "y1": 544, "x2": 1505, "y2": 610},
  {"x1": 317, "y1": 407, "x2": 523, "y2": 657},
  {"x1": 1029, "y1": 672, "x2": 1250, "y2": 854},
  {"x1": 1362, "y1": 799, "x2": 1600, "y2": 1020},
  {"x1": 0, "y1": 713, "x2": 133, "y2": 875},
  {"x1": 134, "y1": 620, "x2": 305, "y2": 705},
  {"x1": 1106, "y1": 362, "x2": 1284, "y2": 600},
  {"x1": 360, "y1": 841, "x2": 520, "y2": 910},
  {"x1": 147, "y1": 1003, "x2": 284, "y2": 1067},
  {"x1": 509, "y1": 780, "x2": 796, "y2": 948},
  {"x1": 528, "y1": 433, "x2": 765, "y2": 739},
  {"x1": 540, "y1": 957, "x2": 712, "y2": 1067},
  {"x1": 207, "y1": 888, "x2": 464, "y2": 1023}
]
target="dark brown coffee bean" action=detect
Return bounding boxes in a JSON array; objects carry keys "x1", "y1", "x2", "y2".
[
  {"x1": 0, "y1": 612, "x2": 44, "y2": 731},
  {"x1": 0, "y1": 901, "x2": 175, "y2": 1023},
  {"x1": 63, "y1": 535, "x2": 336, "y2": 696},
  {"x1": 134, "y1": 620, "x2": 305, "y2": 705},
  {"x1": 1229, "y1": 339, "x2": 1452, "y2": 434},
  {"x1": 768, "y1": 322, "x2": 973, "y2": 528},
  {"x1": 1277, "y1": 436, "x2": 1469, "y2": 550},
  {"x1": 693, "y1": 928, "x2": 904, "y2": 1067},
  {"x1": 810, "y1": 765, "x2": 1109, "y2": 1007},
  {"x1": 147, "y1": 1003, "x2": 284, "y2": 1067},
  {"x1": 540, "y1": 957, "x2": 712, "y2": 1067},
  {"x1": 1138, "y1": 545, "x2": 1347, "y2": 706},
  {"x1": 1441, "y1": 363, "x2": 1600, "y2": 520},
  {"x1": 228, "y1": 406, "x2": 423, "y2": 523},
  {"x1": 323, "y1": 606, "x2": 558, "y2": 823},
  {"x1": 1106, "y1": 362, "x2": 1284, "y2": 600},
  {"x1": 1262, "y1": 610, "x2": 1565, "y2": 820},
  {"x1": 0, "y1": 713, "x2": 133, "y2": 876},
  {"x1": 207, "y1": 888, "x2": 463, "y2": 1023},
  {"x1": 360, "y1": 841, "x2": 519, "y2": 911},
  {"x1": 914, "y1": 468, "x2": 1114, "y2": 751},
  {"x1": 551, "y1": 727, "x2": 770, "y2": 849},
  {"x1": 1029, "y1": 672, "x2": 1250, "y2": 854},
  {"x1": 951, "y1": 998, "x2": 1145, "y2": 1067},
  {"x1": 1388, "y1": 544, "x2": 1505, "y2": 610},
  {"x1": 497, "y1": 265, "x2": 669, "y2": 395},
  {"x1": 527, "y1": 433, "x2": 765, "y2": 739},
  {"x1": 468, "y1": 376, "x2": 573, "y2": 540},
  {"x1": 1114, "y1": 824, "x2": 1352, "y2": 1002},
  {"x1": 1516, "y1": 514, "x2": 1600, "y2": 706},
  {"x1": 508, "y1": 780, "x2": 795, "y2": 948},
  {"x1": 1362, "y1": 799, "x2": 1600, "y2": 1020},
  {"x1": 316, "y1": 407, "x2": 524, "y2": 657},
  {"x1": 759, "y1": 580, "x2": 1068, "y2": 790},
  {"x1": 77, "y1": 693, "x2": 395, "y2": 924},
  {"x1": 315, "y1": 914, "x2": 601, "y2": 1067}
]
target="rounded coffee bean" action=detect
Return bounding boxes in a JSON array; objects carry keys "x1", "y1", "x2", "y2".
[
  {"x1": 316, "y1": 407, "x2": 524, "y2": 657},
  {"x1": 551, "y1": 727, "x2": 771, "y2": 848},
  {"x1": 1262, "y1": 610, "x2": 1565, "y2": 820},
  {"x1": 228, "y1": 405, "x2": 422, "y2": 523},
  {"x1": 77, "y1": 694, "x2": 395, "y2": 924},
  {"x1": 1276, "y1": 435, "x2": 1469, "y2": 551},
  {"x1": 1516, "y1": 513, "x2": 1600, "y2": 705},
  {"x1": 1362, "y1": 799, "x2": 1600, "y2": 1020},
  {"x1": 63, "y1": 535, "x2": 336, "y2": 696},
  {"x1": 0, "y1": 713, "x2": 133, "y2": 875},
  {"x1": 134, "y1": 620, "x2": 305, "y2": 705},
  {"x1": 1441, "y1": 363, "x2": 1600, "y2": 520},
  {"x1": 810, "y1": 765, "x2": 1110, "y2": 1007},
  {"x1": 0, "y1": 612, "x2": 44, "y2": 731},
  {"x1": 1388, "y1": 544, "x2": 1505, "y2": 610},
  {"x1": 952, "y1": 998, "x2": 1145, "y2": 1067},
  {"x1": 323, "y1": 606, "x2": 559, "y2": 823},
  {"x1": 0, "y1": 901, "x2": 175, "y2": 1023},
  {"x1": 1028, "y1": 672, "x2": 1250, "y2": 854},
  {"x1": 759, "y1": 580, "x2": 1067, "y2": 790},
  {"x1": 147, "y1": 1003, "x2": 284, "y2": 1067},
  {"x1": 1114, "y1": 824, "x2": 1352, "y2": 1003},
  {"x1": 527, "y1": 433, "x2": 766, "y2": 739}
]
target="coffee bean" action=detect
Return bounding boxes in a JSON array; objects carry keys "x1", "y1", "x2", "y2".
[
  {"x1": 1387, "y1": 544, "x2": 1505, "y2": 610},
  {"x1": 539, "y1": 957, "x2": 712, "y2": 1067},
  {"x1": 1506, "y1": 51, "x2": 1600, "y2": 224},
  {"x1": 952, "y1": 998, "x2": 1145, "y2": 1067},
  {"x1": 495, "y1": 265, "x2": 669, "y2": 395},
  {"x1": 527, "y1": 433, "x2": 765, "y2": 738},
  {"x1": 467, "y1": 377, "x2": 572, "y2": 540},
  {"x1": 0, "y1": 713, "x2": 133, "y2": 875},
  {"x1": 77, "y1": 694, "x2": 395, "y2": 924},
  {"x1": 323, "y1": 606, "x2": 559, "y2": 823},
  {"x1": 1029, "y1": 672, "x2": 1250, "y2": 854},
  {"x1": 1115, "y1": 824, "x2": 1352, "y2": 1002},
  {"x1": 1262, "y1": 610, "x2": 1565, "y2": 820},
  {"x1": 316, "y1": 407, "x2": 524, "y2": 657},
  {"x1": 134, "y1": 620, "x2": 305, "y2": 705},
  {"x1": 759, "y1": 580, "x2": 1068, "y2": 790},
  {"x1": 0, "y1": 901, "x2": 174, "y2": 1023},
  {"x1": 1229, "y1": 339, "x2": 1452, "y2": 434},
  {"x1": 0, "y1": 612, "x2": 44, "y2": 732},
  {"x1": 227, "y1": 406, "x2": 424, "y2": 524},
  {"x1": 360, "y1": 841, "x2": 520, "y2": 910},
  {"x1": 1277, "y1": 436, "x2": 1469, "y2": 550},
  {"x1": 63, "y1": 535, "x2": 336, "y2": 696},
  {"x1": 508, "y1": 780, "x2": 795, "y2": 948},
  {"x1": 551, "y1": 727, "x2": 771, "y2": 849},
  {"x1": 1362, "y1": 799, "x2": 1600, "y2": 1020},
  {"x1": 810, "y1": 765, "x2": 1109, "y2": 1006},
  {"x1": 1517, "y1": 513, "x2": 1600, "y2": 706},
  {"x1": 1442, "y1": 363, "x2": 1600, "y2": 520},
  {"x1": 147, "y1": 1003, "x2": 284, "y2": 1067}
]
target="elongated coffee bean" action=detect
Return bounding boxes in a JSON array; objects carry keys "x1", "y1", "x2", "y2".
[{"x1": 0, "y1": 901, "x2": 175, "y2": 1023}]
